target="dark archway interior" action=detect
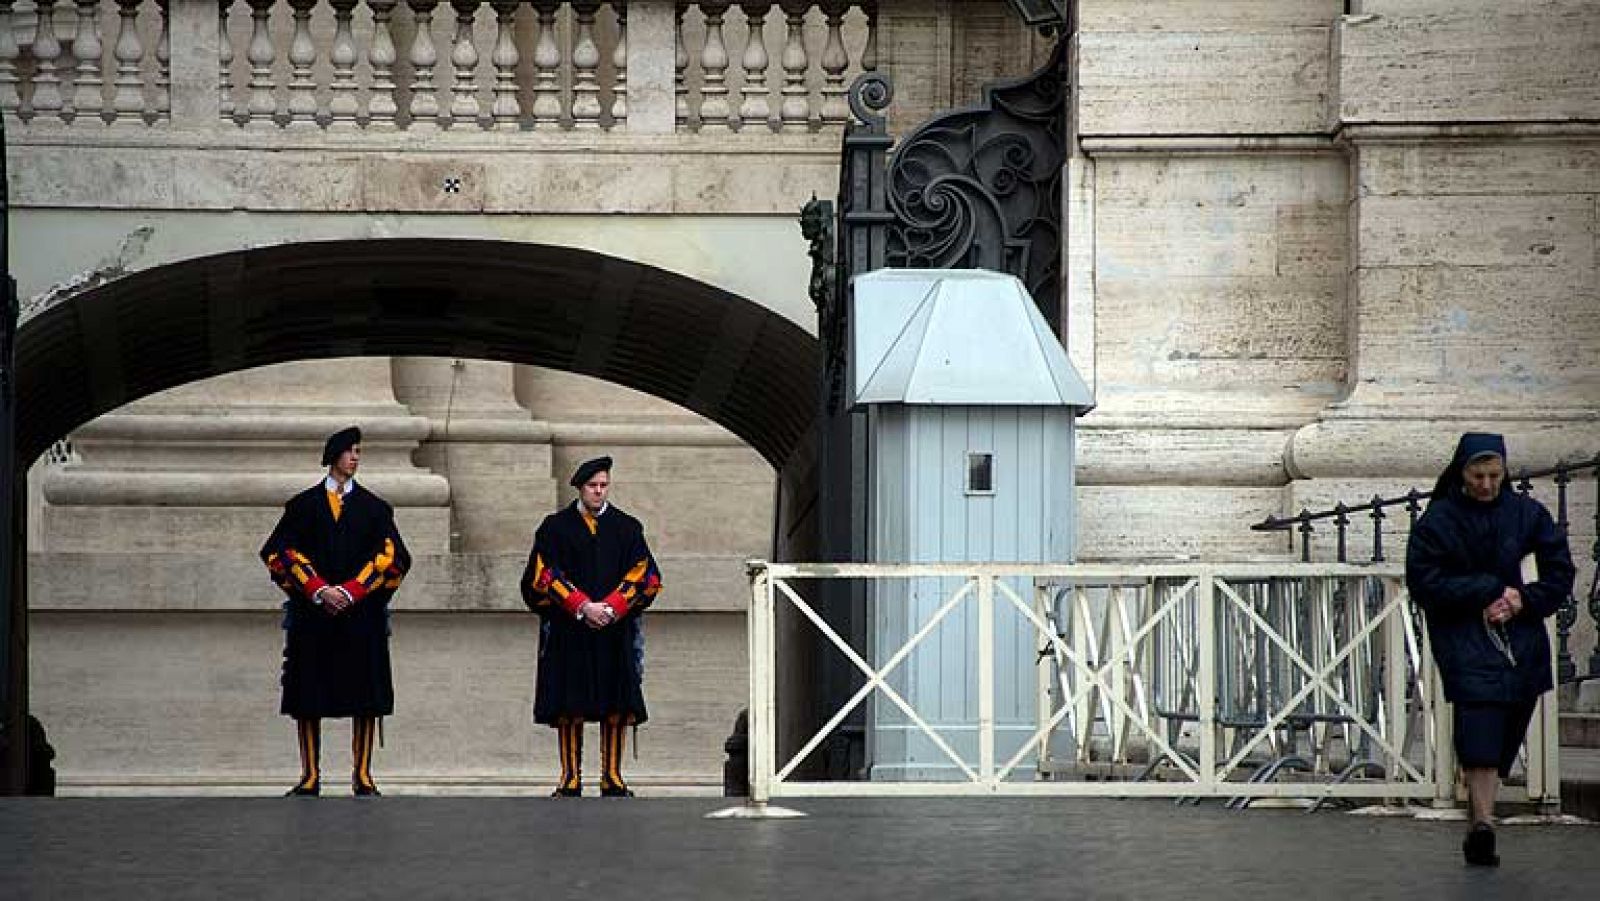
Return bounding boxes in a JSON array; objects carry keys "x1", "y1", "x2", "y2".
[{"x1": 14, "y1": 238, "x2": 818, "y2": 469}]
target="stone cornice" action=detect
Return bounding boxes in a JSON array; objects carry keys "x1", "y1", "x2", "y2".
[
  {"x1": 1335, "y1": 120, "x2": 1600, "y2": 144},
  {"x1": 1078, "y1": 134, "x2": 1338, "y2": 157}
]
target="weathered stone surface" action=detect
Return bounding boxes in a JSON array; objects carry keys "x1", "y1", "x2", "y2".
[
  {"x1": 29, "y1": 610, "x2": 746, "y2": 788},
  {"x1": 1078, "y1": 486, "x2": 1290, "y2": 561},
  {"x1": 1077, "y1": 29, "x2": 1331, "y2": 136},
  {"x1": 1356, "y1": 194, "x2": 1593, "y2": 270},
  {"x1": 6, "y1": 140, "x2": 841, "y2": 215},
  {"x1": 1336, "y1": 1, "x2": 1600, "y2": 124},
  {"x1": 1077, "y1": 426, "x2": 1293, "y2": 488},
  {"x1": 1090, "y1": 154, "x2": 1349, "y2": 400},
  {"x1": 1079, "y1": 0, "x2": 1342, "y2": 31},
  {"x1": 1351, "y1": 265, "x2": 1599, "y2": 396},
  {"x1": 1357, "y1": 141, "x2": 1600, "y2": 198}
]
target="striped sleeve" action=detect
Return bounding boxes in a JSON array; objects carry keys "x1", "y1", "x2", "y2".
[
  {"x1": 265, "y1": 547, "x2": 330, "y2": 599},
  {"x1": 525, "y1": 551, "x2": 590, "y2": 617},
  {"x1": 601, "y1": 530, "x2": 662, "y2": 618},
  {"x1": 337, "y1": 527, "x2": 411, "y2": 603},
  {"x1": 260, "y1": 503, "x2": 329, "y2": 600},
  {"x1": 520, "y1": 522, "x2": 589, "y2": 617}
]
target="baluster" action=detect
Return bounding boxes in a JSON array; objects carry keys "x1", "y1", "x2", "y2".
[
  {"x1": 327, "y1": 0, "x2": 360, "y2": 127},
  {"x1": 609, "y1": 0, "x2": 624, "y2": 127},
  {"x1": 673, "y1": 3, "x2": 688, "y2": 127},
  {"x1": 366, "y1": 0, "x2": 400, "y2": 128},
  {"x1": 698, "y1": 1, "x2": 730, "y2": 131},
  {"x1": 154, "y1": 0, "x2": 170, "y2": 117},
  {"x1": 817, "y1": 0, "x2": 847, "y2": 124},
  {"x1": 447, "y1": 0, "x2": 482, "y2": 127},
  {"x1": 112, "y1": 0, "x2": 151, "y2": 124},
  {"x1": 569, "y1": 1, "x2": 601, "y2": 128},
  {"x1": 0, "y1": 0, "x2": 18, "y2": 113},
  {"x1": 1297, "y1": 508, "x2": 1312, "y2": 564},
  {"x1": 218, "y1": 0, "x2": 235, "y2": 122},
  {"x1": 30, "y1": 0, "x2": 66, "y2": 119},
  {"x1": 1404, "y1": 488, "x2": 1423, "y2": 530},
  {"x1": 68, "y1": 0, "x2": 106, "y2": 123},
  {"x1": 860, "y1": 0, "x2": 875, "y2": 71},
  {"x1": 1333, "y1": 502, "x2": 1349, "y2": 564},
  {"x1": 529, "y1": 0, "x2": 561, "y2": 128},
  {"x1": 489, "y1": 0, "x2": 520, "y2": 129},
  {"x1": 737, "y1": 3, "x2": 770, "y2": 132},
  {"x1": 776, "y1": 0, "x2": 808, "y2": 132},
  {"x1": 406, "y1": 0, "x2": 444, "y2": 128},
  {"x1": 1369, "y1": 496, "x2": 1386, "y2": 563},
  {"x1": 285, "y1": 0, "x2": 319, "y2": 126}
]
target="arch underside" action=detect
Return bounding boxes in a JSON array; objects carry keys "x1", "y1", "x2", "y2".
[{"x1": 15, "y1": 239, "x2": 818, "y2": 469}]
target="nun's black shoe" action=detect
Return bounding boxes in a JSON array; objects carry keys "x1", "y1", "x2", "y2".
[{"x1": 1463, "y1": 823, "x2": 1499, "y2": 867}]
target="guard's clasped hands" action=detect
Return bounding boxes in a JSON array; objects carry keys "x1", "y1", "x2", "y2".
[{"x1": 581, "y1": 600, "x2": 616, "y2": 629}]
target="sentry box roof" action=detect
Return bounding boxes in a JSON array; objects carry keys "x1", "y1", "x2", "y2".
[{"x1": 848, "y1": 269, "x2": 1094, "y2": 411}]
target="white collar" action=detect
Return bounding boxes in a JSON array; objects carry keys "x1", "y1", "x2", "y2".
[
  {"x1": 324, "y1": 475, "x2": 356, "y2": 496},
  {"x1": 574, "y1": 500, "x2": 608, "y2": 518}
]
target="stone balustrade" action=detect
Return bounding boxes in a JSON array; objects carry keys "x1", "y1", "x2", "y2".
[{"x1": 0, "y1": 0, "x2": 877, "y2": 133}]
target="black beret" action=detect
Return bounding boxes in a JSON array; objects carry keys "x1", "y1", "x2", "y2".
[
  {"x1": 321, "y1": 426, "x2": 362, "y2": 466},
  {"x1": 569, "y1": 456, "x2": 613, "y2": 487}
]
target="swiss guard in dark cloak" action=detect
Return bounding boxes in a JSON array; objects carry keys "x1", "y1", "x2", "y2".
[
  {"x1": 521, "y1": 456, "x2": 662, "y2": 797},
  {"x1": 261, "y1": 426, "x2": 411, "y2": 797}
]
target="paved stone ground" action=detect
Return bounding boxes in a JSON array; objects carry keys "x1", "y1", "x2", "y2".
[{"x1": 1, "y1": 797, "x2": 1595, "y2": 900}]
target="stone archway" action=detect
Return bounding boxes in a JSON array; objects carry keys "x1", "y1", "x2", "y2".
[
  {"x1": 4, "y1": 238, "x2": 818, "y2": 792},
  {"x1": 14, "y1": 238, "x2": 816, "y2": 469}
]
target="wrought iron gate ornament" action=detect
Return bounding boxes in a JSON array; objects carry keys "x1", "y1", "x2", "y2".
[
  {"x1": 815, "y1": 40, "x2": 1068, "y2": 413},
  {"x1": 883, "y1": 43, "x2": 1066, "y2": 325}
]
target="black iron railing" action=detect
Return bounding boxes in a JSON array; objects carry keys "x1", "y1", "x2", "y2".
[{"x1": 1252, "y1": 455, "x2": 1600, "y2": 683}]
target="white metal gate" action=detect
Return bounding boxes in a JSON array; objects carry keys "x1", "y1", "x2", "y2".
[{"x1": 743, "y1": 562, "x2": 1562, "y2": 806}]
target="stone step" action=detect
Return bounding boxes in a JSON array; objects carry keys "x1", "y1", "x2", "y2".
[
  {"x1": 1561, "y1": 713, "x2": 1600, "y2": 749},
  {"x1": 1561, "y1": 746, "x2": 1600, "y2": 820}
]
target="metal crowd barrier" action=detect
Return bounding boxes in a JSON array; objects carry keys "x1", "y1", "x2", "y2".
[{"x1": 740, "y1": 561, "x2": 1562, "y2": 809}]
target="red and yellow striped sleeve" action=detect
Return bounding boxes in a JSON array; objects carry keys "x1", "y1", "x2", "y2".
[
  {"x1": 601, "y1": 555, "x2": 662, "y2": 618},
  {"x1": 338, "y1": 537, "x2": 405, "y2": 602},
  {"x1": 265, "y1": 547, "x2": 329, "y2": 599},
  {"x1": 527, "y1": 552, "x2": 590, "y2": 617}
]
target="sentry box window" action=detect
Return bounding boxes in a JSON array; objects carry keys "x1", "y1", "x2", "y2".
[{"x1": 966, "y1": 453, "x2": 995, "y2": 495}]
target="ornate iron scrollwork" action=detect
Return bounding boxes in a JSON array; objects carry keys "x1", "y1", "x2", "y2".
[{"x1": 883, "y1": 41, "x2": 1067, "y2": 325}]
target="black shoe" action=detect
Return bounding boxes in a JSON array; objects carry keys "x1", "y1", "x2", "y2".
[
  {"x1": 1463, "y1": 823, "x2": 1499, "y2": 867},
  {"x1": 600, "y1": 784, "x2": 634, "y2": 798},
  {"x1": 284, "y1": 784, "x2": 320, "y2": 798},
  {"x1": 551, "y1": 786, "x2": 582, "y2": 798},
  {"x1": 353, "y1": 783, "x2": 382, "y2": 798}
]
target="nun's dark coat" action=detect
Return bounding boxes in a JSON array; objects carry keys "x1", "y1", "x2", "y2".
[
  {"x1": 1405, "y1": 440, "x2": 1575, "y2": 705},
  {"x1": 521, "y1": 502, "x2": 662, "y2": 726},
  {"x1": 261, "y1": 482, "x2": 411, "y2": 718}
]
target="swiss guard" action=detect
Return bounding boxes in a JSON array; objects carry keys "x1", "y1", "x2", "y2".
[
  {"x1": 261, "y1": 426, "x2": 411, "y2": 797},
  {"x1": 521, "y1": 456, "x2": 662, "y2": 797}
]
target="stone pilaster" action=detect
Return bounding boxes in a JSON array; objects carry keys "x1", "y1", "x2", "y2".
[{"x1": 391, "y1": 357, "x2": 556, "y2": 553}]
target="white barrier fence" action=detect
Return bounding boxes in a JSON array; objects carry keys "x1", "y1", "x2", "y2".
[{"x1": 743, "y1": 562, "x2": 1562, "y2": 808}]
